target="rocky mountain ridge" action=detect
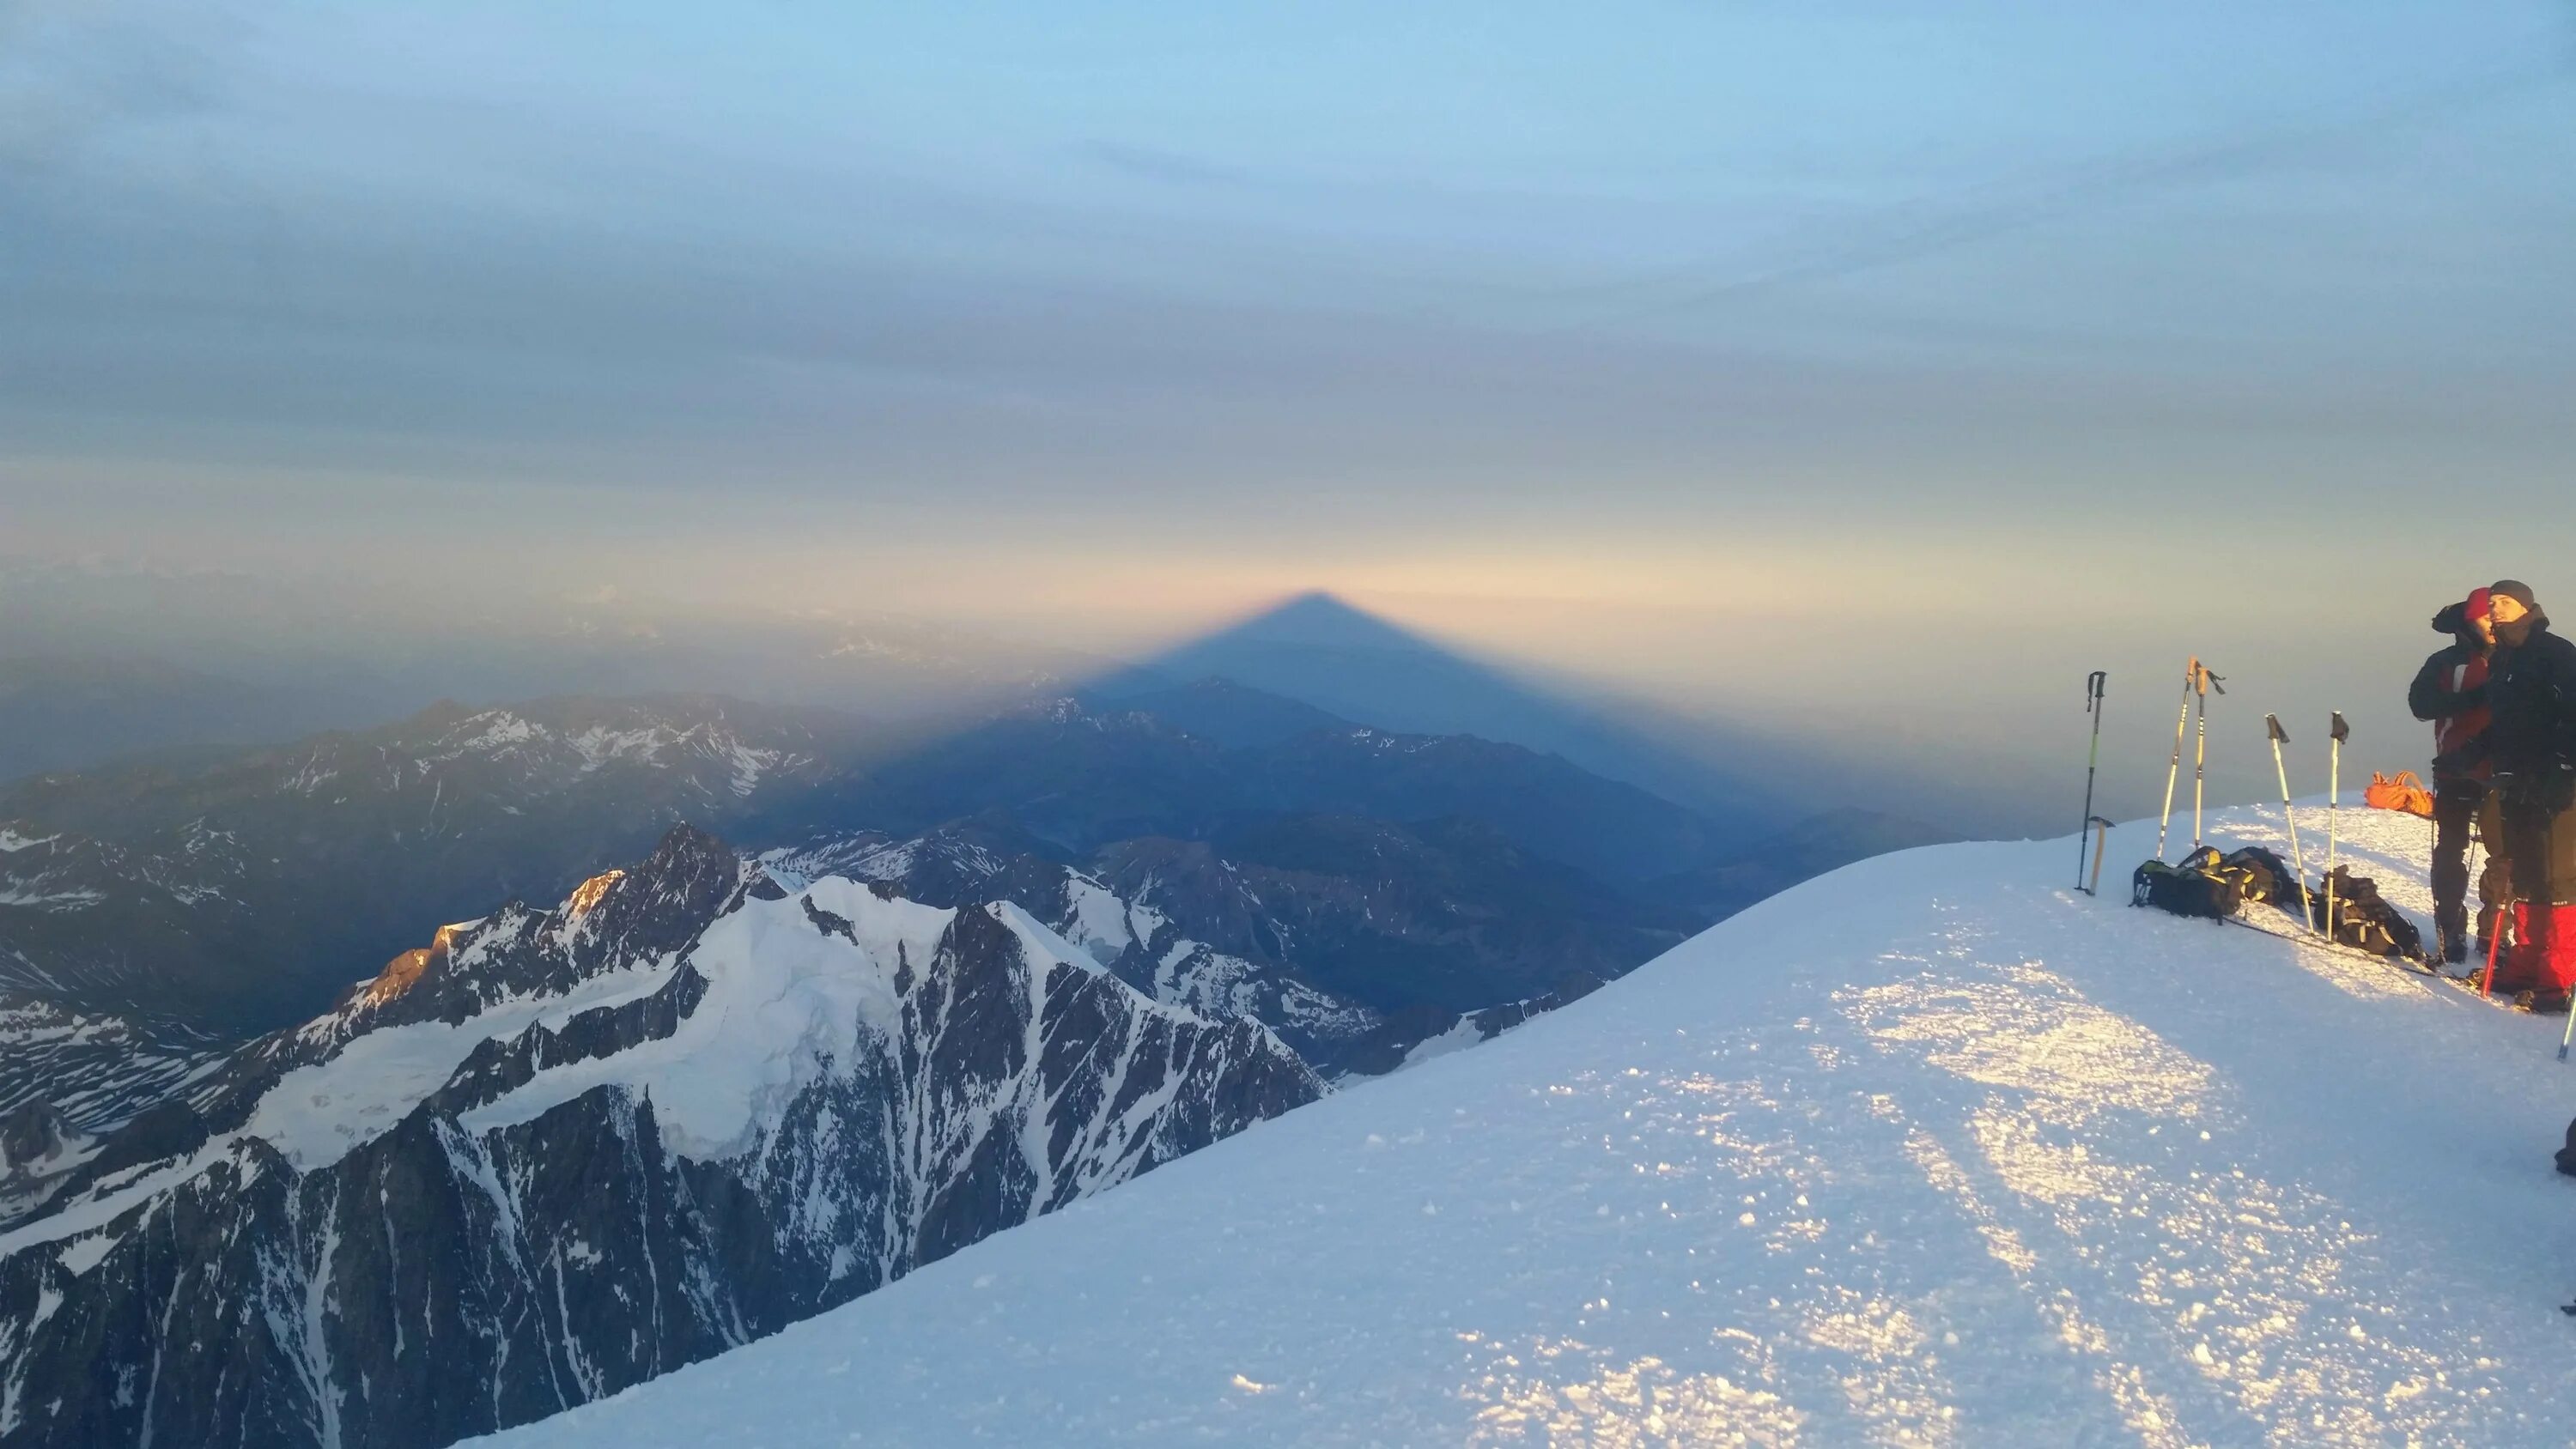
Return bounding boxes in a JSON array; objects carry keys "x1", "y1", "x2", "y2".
[{"x1": 0, "y1": 825, "x2": 1317, "y2": 1448}]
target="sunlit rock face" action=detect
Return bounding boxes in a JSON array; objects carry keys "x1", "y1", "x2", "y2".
[{"x1": 0, "y1": 826, "x2": 1319, "y2": 1449}]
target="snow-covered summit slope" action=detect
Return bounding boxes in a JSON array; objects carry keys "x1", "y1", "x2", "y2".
[{"x1": 488, "y1": 800, "x2": 2576, "y2": 1447}]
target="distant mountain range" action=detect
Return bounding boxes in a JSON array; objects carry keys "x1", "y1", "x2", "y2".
[
  {"x1": 0, "y1": 555, "x2": 1114, "y2": 783},
  {"x1": 0, "y1": 684, "x2": 1942, "y2": 1139},
  {"x1": 0, "y1": 694, "x2": 861, "y2": 1034}
]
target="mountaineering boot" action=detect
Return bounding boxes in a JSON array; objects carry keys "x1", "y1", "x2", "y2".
[{"x1": 2441, "y1": 931, "x2": 2470, "y2": 966}]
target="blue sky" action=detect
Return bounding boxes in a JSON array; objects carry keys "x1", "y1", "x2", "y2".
[{"x1": 3, "y1": 0, "x2": 2572, "y2": 817}]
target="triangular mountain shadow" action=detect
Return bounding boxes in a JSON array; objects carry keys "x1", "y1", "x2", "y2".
[{"x1": 1085, "y1": 591, "x2": 1838, "y2": 852}]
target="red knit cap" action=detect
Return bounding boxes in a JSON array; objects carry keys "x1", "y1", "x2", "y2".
[{"x1": 2466, "y1": 586, "x2": 2493, "y2": 621}]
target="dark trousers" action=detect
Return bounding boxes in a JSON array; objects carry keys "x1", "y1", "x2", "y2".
[
  {"x1": 2500, "y1": 784, "x2": 2576, "y2": 910},
  {"x1": 2433, "y1": 779, "x2": 2506, "y2": 943}
]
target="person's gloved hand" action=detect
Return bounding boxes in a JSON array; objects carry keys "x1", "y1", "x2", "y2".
[{"x1": 2546, "y1": 761, "x2": 2576, "y2": 815}]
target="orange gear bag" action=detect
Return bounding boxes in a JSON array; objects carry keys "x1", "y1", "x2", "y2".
[{"x1": 2362, "y1": 770, "x2": 2435, "y2": 817}]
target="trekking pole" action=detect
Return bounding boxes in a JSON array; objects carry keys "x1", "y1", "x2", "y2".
[
  {"x1": 2325, "y1": 712, "x2": 2348, "y2": 941},
  {"x1": 2191, "y1": 664, "x2": 2225, "y2": 850},
  {"x1": 2156, "y1": 658, "x2": 2196, "y2": 861},
  {"x1": 2265, "y1": 714, "x2": 2319, "y2": 934},
  {"x1": 2075, "y1": 670, "x2": 2107, "y2": 892}
]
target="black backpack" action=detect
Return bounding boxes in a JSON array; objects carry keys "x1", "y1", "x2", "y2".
[
  {"x1": 2306, "y1": 866, "x2": 2426, "y2": 960},
  {"x1": 2220, "y1": 846, "x2": 2305, "y2": 912},
  {"x1": 2132, "y1": 848, "x2": 2245, "y2": 920}
]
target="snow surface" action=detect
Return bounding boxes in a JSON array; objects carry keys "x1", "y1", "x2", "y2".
[
  {"x1": 0, "y1": 886, "x2": 105, "y2": 910},
  {"x1": 1395, "y1": 1011, "x2": 1488, "y2": 1071},
  {"x1": 454, "y1": 884, "x2": 1110, "y2": 1159},
  {"x1": 1062, "y1": 876, "x2": 1160, "y2": 966},
  {"x1": 453, "y1": 882, "x2": 916, "y2": 1155},
  {"x1": 252, "y1": 957, "x2": 681, "y2": 1170},
  {"x1": 479, "y1": 799, "x2": 2576, "y2": 1447}
]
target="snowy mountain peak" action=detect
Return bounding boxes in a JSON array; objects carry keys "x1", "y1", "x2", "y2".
[
  {"x1": 314, "y1": 823, "x2": 752, "y2": 1048},
  {"x1": 392, "y1": 700, "x2": 818, "y2": 799},
  {"x1": 0, "y1": 826, "x2": 1320, "y2": 1449}
]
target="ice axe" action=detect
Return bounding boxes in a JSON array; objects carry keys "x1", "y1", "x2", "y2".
[
  {"x1": 2087, "y1": 816, "x2": 2115, "y2": 897},
  {"x1": 2075, "y1": 670, "x2": 2107, "y2": 893}
]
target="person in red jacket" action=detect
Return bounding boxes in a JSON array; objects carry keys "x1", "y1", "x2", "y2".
[{"x1": 2409, "y1": 587, "x2": 2500, "y2": 963}]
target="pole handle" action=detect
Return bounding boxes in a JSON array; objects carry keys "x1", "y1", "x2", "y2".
[
  {"x1": 2266, "y1": 712, "x2": 2287, "y2": 744},
  {"x1": 2330, "y1": 711, "x2": 2349, "y2": 743}
]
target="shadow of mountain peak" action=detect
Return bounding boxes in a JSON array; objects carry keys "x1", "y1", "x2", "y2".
[
  {"x1": 1091, "y1": 591, "x2": 1805, "y2": 851},
  {"x1": 1193, "y1": 591, "x2": 1444, "y2": 655}
]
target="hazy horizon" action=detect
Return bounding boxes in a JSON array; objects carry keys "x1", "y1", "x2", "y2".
[{"x1": 7, "y1": 0, "x2": 2573, "y2": 836}]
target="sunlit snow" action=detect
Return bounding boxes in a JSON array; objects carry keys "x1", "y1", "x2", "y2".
[{"x1": 477, "y1": 800, "x2": 2576, "y2": 1447}]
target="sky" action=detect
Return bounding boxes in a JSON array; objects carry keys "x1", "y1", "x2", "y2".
[{"x1": 3, "y1": 1, "x2": 2573, "y2": 829}]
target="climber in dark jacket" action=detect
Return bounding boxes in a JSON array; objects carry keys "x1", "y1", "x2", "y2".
[
  {"x1": 2484, "y1": 583, "x2": 2576, "y2": 846},
  {"x1": 2409, "y1": 589, "x2": 2502, "y2": 961},
  {"x1": 2479, "y1": 581, "x2": 2576, "y2": 1005}
]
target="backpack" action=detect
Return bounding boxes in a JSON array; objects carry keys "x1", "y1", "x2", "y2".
[
  {"x1": 2306, "y1": 866, "x2": 2426, "y2": 960},
  {"x1": 2362, "y1": 770, "x2": 2436, "y2": 818},
  {"x1": 2220, "y1": 846, "x2": 2306, "y2": 912},
  {"x1": 2132, "y1": 848, "x2": 2245, "y2": 920}
]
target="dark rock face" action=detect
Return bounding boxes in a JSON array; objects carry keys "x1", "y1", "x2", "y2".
[
  {"x1": 0, "y1": 1098, "x2": 91, "y2": 1222},
  {"x1": 0, "y1": 827, "x2": 1319, "y2": 1449},
  {"x1": 0, "y1": 992, "x2": 221, "y2": 1155},
  {"x1": 0, "y1": 1100, "x2": 66, "y2": 1169},
  {"x1": 0, "y1": 827, "x2": 251, "y2": 1129}
]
